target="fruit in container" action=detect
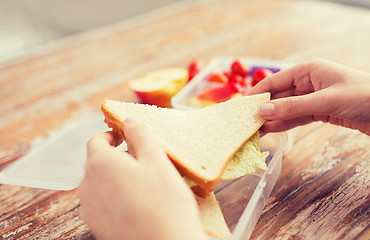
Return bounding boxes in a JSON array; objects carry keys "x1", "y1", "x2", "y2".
[
  {"x1": 231, "y1": 60, "x2": 250, "y2": 77},
  {"x1": 188, "y1": 96, "x2": 216, "y2": 108},
  {"x1": 186, "y1": 58, "x2": 280, "y2": 108},
  {"x1": 188, "y1": 59, "x2": 205, "y2": 81},
  {"x1": 188, "y1": 90, "x2": 244, "y2": 108},
  {"x1": 228, "y1": 73, "x2": 252, "y2": 88},
  {"x1": 251, "y1": 68, "x2": 274, "y2": 86},
  {"x1": 207, "y1": 72, "x2": 229, "y2": 84},
  {"x1": 129, "y1": 68, "x2": 188, "y2": 108},
  {"x1": 197, "y1": 84, "x2": 240, "y2": 103},
  {"x1": 188, "y1": 83, "x2": 244, "y2": 108}
]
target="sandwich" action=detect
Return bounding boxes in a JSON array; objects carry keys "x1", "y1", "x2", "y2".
[
  {"x1": 195, "y1": 192, "x2": 231, "y2": 238},
  {"x1": 101, "y1": 92, "x2": 270, "y2": 238}
]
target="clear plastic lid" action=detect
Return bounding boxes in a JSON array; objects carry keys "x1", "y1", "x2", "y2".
[{"x1": 0, "y1": 114, "x2": 127, "y2": 190}]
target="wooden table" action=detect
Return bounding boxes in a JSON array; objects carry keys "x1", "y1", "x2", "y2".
[{"x1": 1, "y1": 0, "x2": 369, "y2": 239}]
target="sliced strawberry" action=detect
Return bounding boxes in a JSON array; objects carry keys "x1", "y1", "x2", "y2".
[
  {"x1": 240, "y1": 76, "x2": 253, "y2": 88},
  {"x1": 231, "y1": 60, "x2": 250, "y2": 77},
  {"x1": 229, "y1": 82, "x2": 245, "y2": 94},
  {"x1": 251, "y1": 68, "x2": 273, "y2": 86},
  {"x1": 207, "y1": 72, "x2": 228, "y2": 84},
  {"x1": 197, "y1": 84, "x2": 236, "y2": 103},
  {"x1": 188, "y1": 59, "x2": 204, "y2": 81}
]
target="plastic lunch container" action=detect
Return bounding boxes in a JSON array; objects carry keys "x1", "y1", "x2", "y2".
[
  {"x1": 0, "y1": 56, "x2": 288, "y2": 239},
  {"x1": 171, "y1": 57, "x2": 290, "y2": 239}
]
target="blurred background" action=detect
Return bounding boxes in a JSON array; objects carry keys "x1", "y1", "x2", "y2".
[{"x1": 0, "y1": 0, "x2": 369, "y2": 64}]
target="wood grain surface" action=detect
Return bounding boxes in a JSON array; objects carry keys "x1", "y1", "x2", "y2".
[{"x1": 0, "y1": 0, "x2": 369, "y2": 239}]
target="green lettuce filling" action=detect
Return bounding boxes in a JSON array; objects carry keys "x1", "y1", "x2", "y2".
[{"x1": 222, "y1": 132, "x2": 268, "y2": 179}]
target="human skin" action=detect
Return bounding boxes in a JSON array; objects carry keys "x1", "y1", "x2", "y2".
[
  {"x1": 78, "y1": 118, "x2": 207, "y2": 240},
  {"x1": 247, "y1": 59, "x2": 370, "y2": 135}
]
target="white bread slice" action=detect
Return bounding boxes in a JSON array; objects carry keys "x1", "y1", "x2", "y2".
[
  {"x1": 101, "y1": 93, "x2": 270, "y2": 196},
  {"x1": 196, "y1": 192, "x2": 231, "y2": 238}
]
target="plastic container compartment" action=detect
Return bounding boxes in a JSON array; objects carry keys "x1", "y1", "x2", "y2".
[
  {"x1": 171, "y1": 56, "x2": 292, "y2": 110},
  {"x1": 171, "y1": 57, "x2": 290, "y2": 239},
  {"x1": 212, "y1": 132, "x2": 286, "y2": 240}
]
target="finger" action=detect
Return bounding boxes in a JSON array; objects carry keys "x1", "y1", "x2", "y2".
[
  {"x1": 86, "y1": 131, "x2": 138, "y2": 174},
  {"x1": 261, "y1": 116, "x2": 314, "y2": 133},
  {"x1": 258, "y1": 90, "x2": 334, "y2": 120},
  {"x1": 87, "y1": 132, "x2": 124, "y2": 162},
  {"x1": 271, "y1": 88, "x2": 297, "y2": 99},
  {"x1": 258, "y1": 129, "x2": 267, "y2": 138},
  {"x1": 123, "y1": 117, "x2": 168, "y2": 164},
  {"x1": 88, "y1": 131, "x2": 123, "y2": 151},
  {"x1": 247, "y1": 62, "x2": 311, "y2": 96}
]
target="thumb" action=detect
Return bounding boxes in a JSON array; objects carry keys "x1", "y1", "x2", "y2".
[
  {"x1": 258, "y1": 91, "x2": 333, "y2": 120},
  {"x1": 123, "y1": 117, "x2": 169, "y2": 165}
]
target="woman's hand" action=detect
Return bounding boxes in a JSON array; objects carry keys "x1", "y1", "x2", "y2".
[
  {"x1": 248, "y1": 59, "x2": 370, "y2": 135},
  {"x1": 78, "y1": 118, "x2": 207, "y2": 240}
]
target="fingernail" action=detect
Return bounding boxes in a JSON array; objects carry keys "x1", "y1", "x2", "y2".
[{"x1": 259, "y1": 103, "x2": 275, "y2": 116}]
